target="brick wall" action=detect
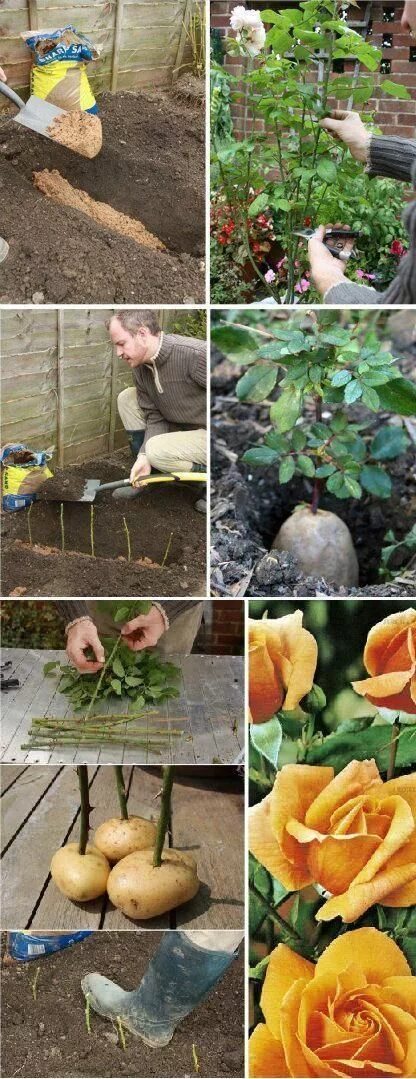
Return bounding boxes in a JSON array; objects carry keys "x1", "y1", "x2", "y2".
[
  {"x1": 195, "y1": 600, "x2": 244, "y2": 654},
  {"x1": 211, "y1": 1, "x2": 416, "y2": 139}
]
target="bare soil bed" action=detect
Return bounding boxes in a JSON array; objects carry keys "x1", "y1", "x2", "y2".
[
  {"x1": 1, "y1": 450, "x2": 206, "y2": 597},
  {"x1": 211, "y1": 358, "x2": 416, "y2": 598},
  {"x1": 0, "y1": 89, "x2": 204, "y2": 303},
  {"x1": 1, "y1": 932, "x2": 244, "y2": 1078}
]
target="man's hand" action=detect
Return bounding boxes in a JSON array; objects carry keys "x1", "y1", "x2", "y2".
[
  {"x1": 308, "y1": 226, "x2": 350, "y2": 296},
  {"x1": 66, "y1": 617, "x2": 105, "y2": 672},
  {"x1": 0, "y1": 68, "x2": 7, "y2": 83},
  {"x1": 130, "y1": 453, "x2": 151, "y2": 486},
  {"x1": 320, "y1": 110, "x2": 371, "y2": 164},
  {"x1": 121, "y1": 606, "x2": 166, "y2": 651}
]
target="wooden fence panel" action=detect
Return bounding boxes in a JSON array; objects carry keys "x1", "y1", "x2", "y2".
[{"x1": 0, "y1": 0, "x2": 200, "y2": 102}]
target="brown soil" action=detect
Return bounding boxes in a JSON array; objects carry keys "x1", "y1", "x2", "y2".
[
  {"x1": 0, "y1": 90, "x2": 204, "y2": 303},
  {"x1": 47, "y1": 113, "x2": 103, "y2": 159},
  {"x1": 1, "y1": 451, "x2": 206, "y2": 597},
  {"x1": 34, "y1": 169, "x2": 165, "y2": 250},
  {"x1": 1, "y1": 932, "x2": 244, "y2": 1078}
]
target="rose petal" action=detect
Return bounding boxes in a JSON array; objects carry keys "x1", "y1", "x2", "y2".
[
  {"x1": 352, "y1": 670, "x2": 416, "y2": 713},
  {"x1": 279, "y1": 978, "x2": 315, "y2": 1077},
  {"x1": 263, "y1": 611, "x2": 318, "y2": 711},
  {"x1": 249, "y1": 622, "x2": 284, "y2": 722},
  {"x1": 363, "y1": 610, "x2": 416, "y2": 675},
  {"x1": 305, "y1": 760, "x2": 381, "y2": 832},
  {"x1": 270, "y1": 764, "x2": 333, "y2": 877},
  {"x1": 249, "y1": 793, "x2": 312, "y2": 890},
  {"x1": 352, "y1": 796, "x2": 415, "y2": 886},
  {"x1": 377, "y1": 835, "x2": 416, "y2": 907},
  {"x1": 249, "y1": 1024, "x2": 289, "y2": 1078},
  {"x1": 315, "y1": 928, "x2": 411, "y2": 982},
  {"x1": 306, "y1": 833, "x2": 381, "y2": 895},
  {"x1": 317, "y1": 861, "x2": 416, "y2": 923},
  {"x1": 382, "y1": 774, "x2": 416, "y2": 817},
  {"x1": 261, "y1": 943, "x2": 314, "y2": 1042}
]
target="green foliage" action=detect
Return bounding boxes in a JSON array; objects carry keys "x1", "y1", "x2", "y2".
[
  {"x1": 216, "y1": 313, "x2": 411, "y2": 507},
  {"x1": 168, "y1": 310, "x2": 207, "y2": 339},
  {"x1": 44, "y1": 641, "x2": 181, "y2": 712},
  {"x1": 1, "y1": 601, "x2": 65, "y2": 649},
  {"x1": 379, "y1": 524, "x2": 416, "y2": 582},
  {"x1": 210, "y1": 240, "x2": 250, "y2": 304},
  {"x1": 211, "y1": 0, "x2": 410, "y2": 302}
]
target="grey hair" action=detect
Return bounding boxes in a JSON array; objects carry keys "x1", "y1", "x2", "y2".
[{"x1": 107, "y1": 310, "x2": 161, "y2": 335}]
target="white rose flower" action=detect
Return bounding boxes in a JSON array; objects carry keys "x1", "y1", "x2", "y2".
[
  {"x1": 230, "y1": 6, "x2": 248, "y2": 31},
  {"x1": 230, "y1": 6, "x2": 266, "y2": 57},
  {"x1": 245, "y1": 23, "x2": 266, "y2": 55}
]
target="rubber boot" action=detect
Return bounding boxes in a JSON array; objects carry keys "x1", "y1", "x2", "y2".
[
  {"x1": 112, "y1": 430, "x2": 145, "y2": 501},
  {"x1": 81, "y1": 931, "x2": 236, "y2": 1047},
  {"x1": 192, "y1": 463, "x2": 207, "y2": 513}
]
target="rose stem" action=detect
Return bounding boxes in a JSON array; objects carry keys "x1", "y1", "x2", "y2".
[
  {"x1": 82, "y1": 635, "x2": 122, "y2": 723},
  {"x1": 311, "y1": 395, "x2": 323, "y2": 515},
  {"x1": 90, "y1": 504, "x2": 95, "y2": 558},
  {"x1": 153, "y1": 765, "x2": 174, "y2": 868},
  {"x1": 122, "y1": 516, "x2": 131, "y2": 561},
  {"x1": 60, "y1": 502, "x2": 65, "y2": 551},
  {"x1": 114, "y1": 765, "x2": 129, "y2": 820},
  {"x1": 77, "y1": 764, "x2": 91, "y2": 855},
  {"x1": 250, "y1": 882, "x2": 304, "y2": 945},
  {"x1": 387, "y1": 720, "x2": 400, "y2": 780},
  {"x1": 27, "y1": 502, "x2": 33, "y2": 546},
  {"x1": 161, "y1": 531, "x2": 174, "y2": 568}
]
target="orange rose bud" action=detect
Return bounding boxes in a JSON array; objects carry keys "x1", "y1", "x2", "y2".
[
  {"x1": 248, "y1": 611, "x2": 317, "y2": 723},
  {"x1": 249, "y1": 928, "x2": 415, "y2": 1078},
  {"x1": 352, "y1": 607, "x2": 416, "y2": 714},
  {"x1": 249, "y1": 760, "x2": 416, "y2": 922}
]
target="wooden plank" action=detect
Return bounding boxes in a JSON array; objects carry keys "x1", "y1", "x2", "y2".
[
  {"x1": 111, "y1": 0, "x2": 124, "y2": 92},
  {"x1": 1, "y1": 648, "x2": 55, "y2": 763},
  {"x1": 1, "y1": 765, "x2": 101, "y2": 928},
  {"x1": 0, "y1": 765, "x2": 28, "y2": 793},
  {"x1": 2, "y1": 766, "x2": 61, "y2": 850},
  {"x1": 172, "y1": 772, "x2": 244, "y2": 929},
  {"x1": 27, "y1": 0, "x2": 38, "y2": 30},
  {"x1": 57, "y1": 309, "x2": 65, "y2": 468},
  {"x1": 172, "y1": 0, "x2": 192, "y2": 81},
  {"x1": 108, "y1": 349, "x2": 118, "y2": 453}
]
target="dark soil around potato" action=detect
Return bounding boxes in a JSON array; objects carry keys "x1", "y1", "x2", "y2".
[
  {"x1": 211, "y1": 358, "x2": 416, "y2": 599},
  {"x1": 1, "y1": 451, "x2": 206, "y2": 597},
  {"x1": 0, "y1": 89, "x2": 204, "y2": 303},
  {"x1": 1, "y1": 931, "x2": 244, "y2": 1078}
]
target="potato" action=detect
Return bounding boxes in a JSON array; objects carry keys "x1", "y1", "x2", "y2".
[
  {"x1": 50, "y1": 842, "x2": 110, "y2": 902},
  {"x1": 107, "y1": 847, "x2": 199, "y2": 920},
  {"x1": 94, "y1": 816, "x2": 157, "y2": 862},
  {"x1": 272, "y1": 508, "x2": 359, "y2": 587}
]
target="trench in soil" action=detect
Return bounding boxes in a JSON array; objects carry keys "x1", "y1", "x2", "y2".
[
  {"x1": 1, "y1": 453, "x2": 206, "y2": 597},
  {"x1": 1, "y1": 932, "x2": 244, "y2": 1079}
]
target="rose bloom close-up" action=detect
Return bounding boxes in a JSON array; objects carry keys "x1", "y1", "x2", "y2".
[
  {"x1": 249, "y1": 759, "x2": 416, "y2": 922},
  {"x1": 249, "y1": 927, "x2": 416, "y2": 1078},
  {"x1": 249, "y1": 611, "x2": 318, "y2": 723},
  {"x1": 352, "y1": 608, "x2": 416, "y2": 715}
]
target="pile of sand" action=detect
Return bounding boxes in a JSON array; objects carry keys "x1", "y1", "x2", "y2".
[
  {"x1": 47, "y1": 111, "x2": 103, "y2": 159},
  {"x1": 33, "y1": 169, "x2": 166, "y2": 251}
]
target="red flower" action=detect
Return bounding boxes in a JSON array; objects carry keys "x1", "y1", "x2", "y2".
[
  {"x1": 390, "y1": 239, "x2": 406, "y2": 258},
  {"x1": 304, "y1": 216, "x2": 312, "y2": 226}
]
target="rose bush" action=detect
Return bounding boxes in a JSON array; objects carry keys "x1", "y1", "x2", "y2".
[
  {"x1": 249, "y1": 611, "x2": 318, "y2": 723},
  {"x1": 249, "y1": 927, "x2": 416, "y2": 1078},
  {"x1": 249, "y1": 759, "x2": 416, "y2": 921},
  {"x1": 352, "y1": 608, "x2": 416, "y2": 715}
]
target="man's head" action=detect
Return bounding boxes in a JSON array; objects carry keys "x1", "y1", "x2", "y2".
[
  {"x1": 108, "y1": 310, "x2": 162, "y2": 367},
  {"x1": 402, "y1": 1, "x2": 416, "y2": 33}
]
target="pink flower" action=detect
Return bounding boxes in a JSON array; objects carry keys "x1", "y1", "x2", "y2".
[
  {"x1": 277, "y1": 257, "x2": 287, "y2": 270},
  {"x1": 357, "y1": 269, "x2": 376, "y2": 281},
  {"x1": 295, "y1": 277, "x2": 310, "y2": 294},
  {"x1": 264, "y1": 269, "x2": 276, "y2": 284}
]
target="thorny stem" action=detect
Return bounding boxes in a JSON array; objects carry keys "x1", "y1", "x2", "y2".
[
  {"x1": 311, "y1": 396, "x2": 323, "y2": 514},
  {"x1": 122, "y1": 516, "x2": 131, "y2": 561},
  {"x1": 387, "y1": 720, "x2": 400, "y2": 781},
  {"x1": 77, "y1": 764, "x2": 90, "y2": 856},
  {"x1": 116, "y1": 1016, "x2": 127, "y2": 1051},
  {"x1": 60, "y1": 502, "x2": 65, "y2": 552},
  {"x1": 82, "y1": 635, "x2": 122, "y2": 724},
  {"x1": 250, "y1": 882, "x2": 304, "y2": 944},
  {"x1": 153, "y1": 765, "x2": 174, "y2": 868},
  {"x1": 161, "y1": 531, "x2": 173, "y2": 568},
  {"x1": 90, "y1": 505, "x2": 95, "y2": 559},
  {"x1": 27, "y1": 502, "x2": 33, "y2": 546},
  {"x1": 31, "y1": 967, "x2": 40, "y2": 1001},
  {"x1": 114, "y1": 765, "x2": 129, "y2": 820},
  {"x1": 85, "y1": 994, "x2": 92, "y2": 1035}
]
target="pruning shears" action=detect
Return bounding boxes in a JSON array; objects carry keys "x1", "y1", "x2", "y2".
[{"x1": 293, "y1": 227, "x2": 360, "y2": 261}]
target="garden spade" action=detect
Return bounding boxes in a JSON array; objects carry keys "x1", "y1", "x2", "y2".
[
  {"x1": 78, "y1": 473, "x2": 207, "y2": 502},
  {"x1": 0, "y1": 82, "x2": 66, "y2": 141}
]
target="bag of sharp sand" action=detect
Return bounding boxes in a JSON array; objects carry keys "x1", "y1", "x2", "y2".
[
  {"x1": 21, "y1": 25, "x2": 100, "y2": 114},
  {"x1": 8, "y1": 932, "x2": 92, "y2": 961},
  {"x1": 1, "y1": 444, "x2": 53, "y2": 511}
]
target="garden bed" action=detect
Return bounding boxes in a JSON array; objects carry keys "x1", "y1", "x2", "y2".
[
  {"x1": 0, "y1": 89, "x2": 204, "y2": 303},
  {"x1": 1, "y1": 450, "x2": 206, "y2": 597},
  {"x1": 1, "y1": 931, "x2": 244, "y2": 1078},
  {"x1": 211, "y1": 362, "x2": 416, "y2": 598}
]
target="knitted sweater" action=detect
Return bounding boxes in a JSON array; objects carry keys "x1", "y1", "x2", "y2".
[
  {"x1": 324, "y1": 134, "x2": 416, "y2": 305},
  {"x1": 133, "y1": 333, "x2": 206, "y2": 449},
  {"x1": 58, "y1": 600, "x2": 197, "y2": 628}
]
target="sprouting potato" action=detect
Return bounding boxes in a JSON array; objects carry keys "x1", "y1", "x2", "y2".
[
  {"x1": 107, "y1": 847, "x2": 200, "y2": 919},
  {"x1": 50, "y1": 842, "x2": 110, "y2": 902},
  {"x1": 272, "y1": 507, "x2": 359, "y2": 587},
  {"x1": 94, "y1": 816, "x2": 157, "y2": 862}
]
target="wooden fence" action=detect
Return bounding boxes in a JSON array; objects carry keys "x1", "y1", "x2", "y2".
[
  {"x1": 0, "y1": 0, "x2": 201, "y2": 105},
  {"x1": 0, "y1": 307, "x2": 175, "y2": 465}
]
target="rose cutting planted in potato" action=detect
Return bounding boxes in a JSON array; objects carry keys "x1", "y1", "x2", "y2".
[
  {"x1": 352, "y1": 607, "x2": 416, "y2": 714},
  {"x1": 249, "y1": 760, "x2": 416, "y2": 922},
  {"x1": 249, "y1": 928, "x2": 416, "y2": 1078},
  {"x1": 249, "y1": 611, "x2": 318, "y2": 724}
]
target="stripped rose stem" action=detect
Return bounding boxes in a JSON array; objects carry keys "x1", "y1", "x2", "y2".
[{"x1": 161, "y1": 531, "x2": 173, "y2": 567}]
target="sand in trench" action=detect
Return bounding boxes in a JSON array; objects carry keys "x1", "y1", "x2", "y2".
[
  {"x1": 47, "y1": 111, "x2": 103, "y2": 159},
  {"x1": 33, "y1": 168, "x2": 166, "y2": 251}
]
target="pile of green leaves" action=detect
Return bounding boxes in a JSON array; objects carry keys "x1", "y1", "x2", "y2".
[
  {"x1": 45, "y1": 644, "x2": 180, "y2": 712},
  {"x1": 212, "y1": 315, "x2": 414, "y2": 502}
]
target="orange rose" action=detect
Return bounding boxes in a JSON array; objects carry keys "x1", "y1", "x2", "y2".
[
  {"x1": 249, "y1": 760, "x2": 416, "y2": 921},
  {"x1": 249, "y1": 928, "x2": 416, "y2": 1078},
  {"x1": 352, "y1": 608, "x2": 416, "y2": 714},
  {"x1": 249, "y1": 611, "x2": 318, "y2": 723}
]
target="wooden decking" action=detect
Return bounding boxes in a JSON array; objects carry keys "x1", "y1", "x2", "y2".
[
  {"x1": 1, "y1": 764, "x2": 244, "y2": 931},
  {"x1": 1, "y1": 649, "x2": 244, "y2": 765}
]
